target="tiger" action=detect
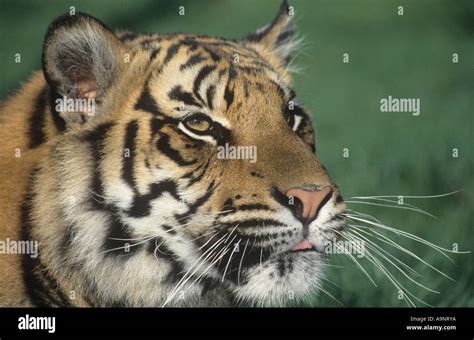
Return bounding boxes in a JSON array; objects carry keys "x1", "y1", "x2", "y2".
[{"x1": 0, "y1": 1, "x2": 346, "y2": 307}]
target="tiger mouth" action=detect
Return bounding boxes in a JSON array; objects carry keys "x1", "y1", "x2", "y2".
[
  {"x1": 288, "y1": 239, "x2": 326, "y2": 255},
  {"x1": 290, "y1": 247, "x2": 319, "y2": 253},
  {"x1": 291, "y1": 239, "x2": 313, "y2": 251}
]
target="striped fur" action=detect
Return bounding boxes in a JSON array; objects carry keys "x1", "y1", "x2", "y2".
[{"x1": 0, "y1": 1, "x2": 346, "y2": 307}]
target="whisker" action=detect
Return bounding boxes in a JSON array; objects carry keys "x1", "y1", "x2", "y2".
[
  {"x1": 99, "y1": 234, "x2": 157, "y2": 255},
  {"x1": 346, "y1": 209, "x2": 383, "y2": 224},
  {"x1": 320, "y1": 275, "x2": 345, "y2": 290},
  {"x1": 317, "y1": 283, "x2": 345, "y2": 307},
  {"x1": 345, "y1": 229, "x2": 439, "y2": 293},
  {"x1": 183, "y1": 228, "x2": 220, "y2": 245},
  {"x1": 162, "y1": 233, "x2": 228, "y2": 307},
  {"x1": 346, "y1": 200, "x2": 438, "y2": 219},
  {"x1": 332, "y1": 229, "x2": 378, "y2": 287},
  {"x1": 217, "y1": 233, "x2": 238, "y2": 268},
  {"x1": 221, "y1": 238, "x2": 241, "y2": 282},
  {"x1": 342, "y1": 231, "x2": 435, "y2": 307},
  {"x1": 182, "y1": 246, "x2": 231, "y2": 299},
  {"x1": 348, "y1": 225, "x2": 421, "y2": 277},
  {"x1": 341, "y1": 232, "x2": 418, "y2": 307},
  {"x1": 350, "y1": 189, "x2": 463, "y2": 200},
  {"x1": 198, "y1": 230, "x2": 221, "y2": 250},
  {"x1": 347, "y1": 222, "x2": 455, "y2": 281},
  {"x1": 345, "y1": 214, "x2": 470, "y2": 258},
  {"x1": 238, "y1": 239, "x2": 250, "y2": 286},
  {"x1": 348, "y1": 196, "x2": 437, "y2": 213}
]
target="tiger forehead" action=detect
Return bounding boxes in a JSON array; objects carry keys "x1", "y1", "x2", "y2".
[
  {"x1": 119, "y1": 31, "x2": 272, "y2": 67},
  {"x1": 123, "y1": 31, "x2": 292, "y2": 121}
]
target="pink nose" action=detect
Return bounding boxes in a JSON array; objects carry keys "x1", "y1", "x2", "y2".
[{"x1": 286, "y1": 186, "x2": 333, "y2": 221}]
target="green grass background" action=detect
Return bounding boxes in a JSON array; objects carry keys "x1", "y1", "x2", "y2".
[{"x1": 0, "y1": 0, "x2": 472, "y2": 307}]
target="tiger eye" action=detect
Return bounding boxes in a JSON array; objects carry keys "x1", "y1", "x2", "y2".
[{"x1": 184, "y1": 116, "x2": 211, "y2": 132}]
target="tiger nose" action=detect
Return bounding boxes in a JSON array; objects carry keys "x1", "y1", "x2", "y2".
[{"x1": 286, "y1": 186, "x2": 333, "y2": 223}]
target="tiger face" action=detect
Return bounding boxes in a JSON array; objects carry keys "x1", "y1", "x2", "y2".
[{"x1": 33, "y1": 1, "x2": 346, "y2": 306}]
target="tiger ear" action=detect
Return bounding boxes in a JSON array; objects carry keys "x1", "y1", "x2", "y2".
[
  {"x1": 42, "y1": 13, "x2": 126, "y2": 125},
  {"x1": 245, "y1": 0, "x2": 297, "y2": 67}
]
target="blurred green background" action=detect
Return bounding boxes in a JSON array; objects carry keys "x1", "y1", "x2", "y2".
[{"x1": 0, "y1": 0, "x2": 472, "y2": 307}]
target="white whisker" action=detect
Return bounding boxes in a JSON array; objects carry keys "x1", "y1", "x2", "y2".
[
  {"x1": 346, "y1": 200, "x2": 438, "y2": 219},
  {"x1": 350, "y1": 189, "x2": 463, "y2": 200},
  {"x1": 238, "y1": 239, "x2": 249, "y2": 286},
  {"x1": 162, "y1": 233, "x2": 228, "y2": 307},
  {"x1": 346, "y1": 229, "x2": 439, "y2": 293},
  {"x1": 221, "y1": 238, "x2": 241, "y2": 282}
]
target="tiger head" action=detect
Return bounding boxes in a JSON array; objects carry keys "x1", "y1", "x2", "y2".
[{"x1": 36, "y1": 1, "x2": 346, "y2": 306}]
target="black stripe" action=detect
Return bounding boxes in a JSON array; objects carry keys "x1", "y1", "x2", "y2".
[
  {"x1": 122, "y1": 120, "x2": 139, "y2": 189},
  {"x1": 223, "y1": 85, "x2": 234, "y2": 110},
  {"x1": 156, "y1": 134, "x2": 197, "y2": 166},
  {"x1": 180, "y1": 54, "x2": 206, "y2": 70},
  {"x1": 149, "y1": 47, "x2": 162, "y2": 62},
  {"x1": 220, "y1": 204, "x2": 272, "y2": 215},
  {"x1": 168, "y1": 85, "x2": 202, "y2": 107},
  {"x1": 243, "y1": 81, "x2": 249, "y2": 98},
  {"x1": 271, "y1": 80, "x2": 287, "y2": 100},
  {"x1": 163, "y1": 42, "x2": 182, "y2": 65},
  {"x1": 21, "y1": 170, "x2": 51, "y2": 306},
  {"x1": 186, "y1": 166, "x2": 206, "y2": 187},
  {"x1": 236, "y1": 66, "x2": 266, "y2": 75},
  {"x1": 151, "y1": 116, "x2": 180, "y2": 136},
  {"x1": 81, "y1": 122, "x2": 143, "y2": 259},
  {"x1": 223, "y1": 68, "x2": 236, "y2": 110},
  {"x1": 174, "y1": 181, "x2": 215, "y2": 225},
  {"x1": 127, "y1": 179, "x2": 179, "y2": 218},
  {"x1": 278, "y1": 258, "x2": 286, "y2": 277},
  {"x1": 219, "y1": 218, "x2": 285, "y2": 229},
  {"x1": 207, "y1": 49, "x2": 221, "y2": 62},
  {"x1": 21, "y1": 168, "x2": 73, "y2": 307},
  {"x1": 228, "y1": 66, "x2": 237, "y2": 81},
  {"x1": 270, "y1": 186, "x2": 291, "y2": 208},
  {"x1": 48, "y1": 90, "x2": 66, "y2": 132},
  {"x1": 102, "y1": 211, "x2": 138, "y2": 258},
  {"x1": 182, "y1": 159, "x2": 207, "y2": 179},
  {"x1": 186, "y1": 160, "x2": 210, "y2": 187},
  {"x1": 120, "y1": 32, "x2": 138, "y2": 41},
  {"x1": 150, "y1": 117, "x2": 162, "y2": 136},
  {"x1": 162, "y1": 224, "x2": 177, "y2": 235},
  {"x1": 244, "y1": 230, "x2": 284, "y2": 243},
  {"x1": 28, "y1": 87, "x2": 47, "y2": 149},
  {"x1": 206, "y1": 85, "x2": 216, "y2": 110},
  {"x1": 135, "y1": 83, "x2": 161, "y2": 115},
  {"x1": 328, "y1": 214, "x2": 344, "y2": 223},
  {"x1": 193, "y1": 65, "x2": 217, "y2": 103},
  {"x1": 81, "y1": 123, "x2": 114, "y2": 210},
  {"x1": 140, "y1": 38, "x2": 158, "y2": 48},
  {"x1": 276, "y1": 29, "x2": 293, "y2": 46}
]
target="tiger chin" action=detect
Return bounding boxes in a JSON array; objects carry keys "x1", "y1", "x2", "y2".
[{"x1": 0, "y1": 1, "x2": 346, "y2": 307}]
